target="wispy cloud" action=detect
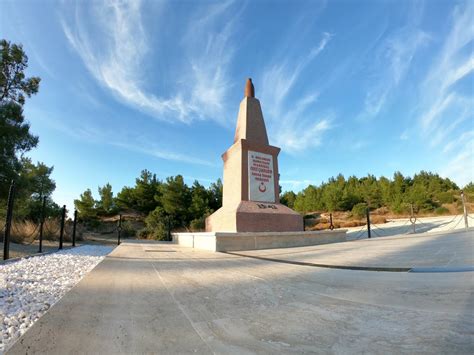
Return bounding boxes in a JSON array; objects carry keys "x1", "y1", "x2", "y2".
[
  {"x1": 440, "y1": 139, "x2": 474, "y2": 187},
  {"x1": 419, "y1": 3, "x2": 473, "y2": 137},
  {"x1": 417, "y1": 1, "x2": 474, "y2": 185},
  {"x1": 182, "y1": 1, "x2": 241, "y2": 124},
  {"x1": 31, "y1": 107, "x2": 215, "y2": 167},
  {"x1": 358, "y1": 28, "x2": 429, "y2": 120},
  {"x1": 60, "y1": 0, "x2": 237, "y2": 124},
  {"x1": 112, "y1": 142, "x2": 216, "y2": 167},
  {"x1": 357, "y1": 1, "x2": 429, "y2": 120},
  {"x1": 260, "y1": 32, "x2": 333, "y2": 153}
]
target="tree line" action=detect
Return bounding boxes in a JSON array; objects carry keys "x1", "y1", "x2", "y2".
[
  {"x1": 74, "y1": 169, "x2": 473, "y2": 239},
  {"x1": 282, "y1": 171, "x2": 473, "y2": 218},
  {"x1": 74, "y1": 171, "x2": 223, "y2": 239}
]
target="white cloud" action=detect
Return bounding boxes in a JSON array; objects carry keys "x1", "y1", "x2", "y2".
[
  {"x1": 440, "y1": 141, "x2": 474, "y2": 187},
  {"x1": 358, "y1": 27, "x2": 429, "y2": 120},
  {"x1": 183, "y1": 2, "x2": 239, "y2": 124},
  {"x1": 111, "y1": 142, "x2": 216, "y2": 167},
  {"x1": 417, "y1": 1, "x2": 474, "y2": 186},
  {"x1": 31, "y1": 107, "x2": 215, "y2": 167},
  {"x1": 259, "y1": 33, "x2": 333, "y2": 153},
  {"x1": 61, "y1": 0, "x2": 237, "y2": 124}
]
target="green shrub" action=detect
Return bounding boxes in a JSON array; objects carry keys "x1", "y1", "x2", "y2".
[
  {"x1": 190, "y1": 216, "x2": 206, "y2": 232},
  {"x1": 86, "y1": 219, "x2": 101, "y2": 229},
  {"x1": 434, "y1": 206, "x2": 450, "y2": 215},
  {"x1": 144, "y1": 207, "x2": 170, "y2": 240},
  {"x1": 304, "y1": 218, "x2": 317, "y2": 228},
  {"x1": 391, "y1": 203, "x2": 411, "y2": 215},
  {"x1": 121, "y1": 220, "x2": 136, "y2": 238},
  {"x1": 435, "y1": 191, "x2": 455, "y2": 204},
  {"x1": 137, "y1": 228, "x2": 150, "y2": 239},
  {"x1": 351, "y1": 203, "x2": 367, "y2": 219}
]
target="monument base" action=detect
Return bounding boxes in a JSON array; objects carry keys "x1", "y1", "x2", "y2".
[
  {"x1": 172, "y1": 230, "x2": 347, "y2": 252},
  {"x1": 206, "y1": 201, "x2": 304, "y2": 232}
]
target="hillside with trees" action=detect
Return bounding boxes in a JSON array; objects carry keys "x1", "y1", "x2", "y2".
[
  {"x1": 74, "y1": 169, "x2": 472, "y2": 239},
  {"x1": 286, "y1": 171, "x2": 470, "y2": 216},
  {"x1": 74, "y1": 171, "x2": 223, "y2": 239}
]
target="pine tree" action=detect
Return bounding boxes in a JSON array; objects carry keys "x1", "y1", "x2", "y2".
[
  {"x1": 74, "y1": 189, "x2": 97, "y2": 220},
  {"x1": 98, "y1": 183, "x2": 114, "y2": 214}
]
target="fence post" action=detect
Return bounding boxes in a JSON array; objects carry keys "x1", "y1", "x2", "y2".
[
  {"x1": 59, "y1": 205, "x2": 66, "y2": 250},
  {"x1": 117, "y1": 214, "x2": 122, "y2": 245},
  {"x1": 410, "y1": 204, "x2": 416, "y2": 234},
  {"x1": 38, "y1": 196, "x2": 46, "y2": 253},
  {"x1": 72, "y1": 210, "x2": 77, "y2": 247},
  {"x1": 461, "y1": 191, "x2": 468, "y2": 230},
  {"x1": 167, "y1": 216, "x2": 171, "y2": 241},
  {"x1": 3, "y1": 180, "x2": 16, "y2": 260},
  {"x1": 329, "y1": 213, "x2": 334, "y2": 230},
  {"x1": 366, "y1": 207, "x2": 371, "y2": 239}
]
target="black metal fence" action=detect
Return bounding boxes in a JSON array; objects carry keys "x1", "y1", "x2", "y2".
[
  {"x1": 0, "y1": 180, "x2": 82, "y2": 261},
  {"x1": 347, "y1": 202, "x2": 471, "y2": 241},
  {"x1": 308, "y1": 192, "x2": 471, "y2": 241}
]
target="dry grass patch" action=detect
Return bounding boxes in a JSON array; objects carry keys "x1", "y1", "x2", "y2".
[{"x1": 4, "y1": 219, "x2": 84, "y2": 245}]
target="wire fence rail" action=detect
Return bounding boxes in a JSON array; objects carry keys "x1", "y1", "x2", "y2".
[
  {"x1": 344, "y1": 190, "x2": 472, "y2": 240},
  {"x1": 2, "y1": 183, "x2": 125, "y2": 260},
  {"x1": 346, "y1": 210, "x2": 471, "y2": 242},
  {"x1": 1, "y1": 180, "x2": 86, "y2": 260}
]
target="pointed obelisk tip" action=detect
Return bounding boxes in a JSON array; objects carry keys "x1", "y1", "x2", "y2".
[{"x1": 244, "y1": 78, "x2": 255, "y2": 98}]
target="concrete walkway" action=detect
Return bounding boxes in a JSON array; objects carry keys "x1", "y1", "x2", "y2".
[
  {"x1": 8, "y1": 230, "x2": 474, "y2": 354},
  {"x1": 235, "y1": 229, "x2": 474, "y2": 270}
]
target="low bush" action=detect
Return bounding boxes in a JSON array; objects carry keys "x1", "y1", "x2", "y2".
[
  {"x1": 120, "y1": 220, "x2": 136, "y2": 238},
  {"x1": 137, "y1": 228, "x2": 151, "y2": 239},
  {"x1": 190, "y1": 217, "x2": 205, "y2": 232},
  {"x1": 143, "y1": 208, "x2": 170, "y2": 240},
  {"x1": 351, "y1": 203, "x2": 367, "y2": 219},
  {"x1": 434, "y1": 206, "x2": 450, "y2": 215},
  {"x1": 304, "y1": 218, "x2": 318, "y2": 228},
  {"x1": 435, "y1": 191, "x2": 455, "y2": 204},
  {"x1": 391, "y1": 203, "x2": 411, "y2": 215}
]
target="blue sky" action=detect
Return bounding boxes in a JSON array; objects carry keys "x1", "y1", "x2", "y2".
[{"x1": 1, "y1": 0, "x2": 473, "y2": 212}]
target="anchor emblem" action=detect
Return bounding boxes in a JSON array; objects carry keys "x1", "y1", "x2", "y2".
[{"x1": 259, "y1": 182, "x2": 267, "y2": 193}]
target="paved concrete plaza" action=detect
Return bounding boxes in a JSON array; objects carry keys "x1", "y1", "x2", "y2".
[
  {"x1": 236, "y1": 229, "x2": 474, "y2": 270},
  {"x1": 9, "y1": 230, "x2": 474, "y2": 354}
]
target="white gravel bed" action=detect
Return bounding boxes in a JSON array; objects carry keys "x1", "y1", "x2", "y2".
[{"x1": 0, "y1": 245, "x2": 114, "y2": 353}]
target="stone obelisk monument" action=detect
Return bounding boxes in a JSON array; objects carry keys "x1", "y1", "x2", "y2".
[{"x1": 206, "y1": 78, "x2": 303, "y2": 232}]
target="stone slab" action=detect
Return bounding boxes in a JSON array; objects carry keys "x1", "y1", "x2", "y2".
[{"x1": 172, "y1": 230, "x2": 347, "y2": 252}]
